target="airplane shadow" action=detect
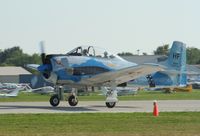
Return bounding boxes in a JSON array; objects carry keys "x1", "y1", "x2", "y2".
[
  {"x1": 0, "y1": 105, "x2": 97, "y2": 112},
  {"x1": 90, "y1": 105, "x2": 141, "y2": 109},
  {"x1": 0, "y1": 104, "x2": 142, "y2": 112}
]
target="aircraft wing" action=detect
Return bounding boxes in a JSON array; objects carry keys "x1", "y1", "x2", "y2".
[{"x1": 80, "y1": 64, "x2": 164, "y2": 86}]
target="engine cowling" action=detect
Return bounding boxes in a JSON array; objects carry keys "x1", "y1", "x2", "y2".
[{"x1": 43, "y1": 72, "x2": 57, "y2": 84}]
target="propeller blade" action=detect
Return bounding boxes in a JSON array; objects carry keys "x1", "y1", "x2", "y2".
[
  {"x1": 40, "y1": 41, "x2": 46, "y2": 64},
  {"x1": 31, "y1": 76, "x2": 39, "y2": 88},
  {"x1": 40, "y1": 41, "x2": 45, "y2": 54}
]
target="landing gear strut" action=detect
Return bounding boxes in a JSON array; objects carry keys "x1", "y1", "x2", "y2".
[
  {"x1": 68, "y1": 88, "x2": 78, "y2": 106},
  {"x1": 49, "y1": 86, "x2": 63, "y2": 107},
  {"x1": 104, "y1": 87, "x2": 118, "y2": 108},
  {"x1": 49, "y1": 86, "x2": 80, "y2": 107}
]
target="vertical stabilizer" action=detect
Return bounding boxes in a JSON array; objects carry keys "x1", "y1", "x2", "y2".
[
  {"x1": 168, "y1": 41, "x2": 186, "y2": 71},
  {"x1": 167, "y1": 41, "x2": 187, "y2": 85}
]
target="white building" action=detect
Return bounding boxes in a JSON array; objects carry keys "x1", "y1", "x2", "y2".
[{"x1": 0, "y1": 66, "x2": 31, "y2": 83}]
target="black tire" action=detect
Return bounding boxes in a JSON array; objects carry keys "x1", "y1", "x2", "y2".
[
  {"x1": 106, "y1": 102, "x2": 116, "y2": 108},
  {"x1": 68, "y1": 95, "x2": 78, "y2": 106},
  {"x1": 49, "y1": 95, "x2": 60, "y2": 107}
]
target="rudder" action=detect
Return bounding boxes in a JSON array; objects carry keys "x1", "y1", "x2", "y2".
[
  {"x1": 167, "y1": 41, "x2": 186, "y2": 71},
  {"x1": 167, "y1": 41, "x2": 187, "y2": 85}
]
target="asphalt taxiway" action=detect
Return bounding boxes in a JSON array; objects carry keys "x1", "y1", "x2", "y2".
[{"x1": 0, "y1": 100, "x2": 200, "y2": 114}]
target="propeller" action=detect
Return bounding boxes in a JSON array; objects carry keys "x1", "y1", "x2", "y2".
[
  {"x1": 40, "y1": 41, "x2": 46, "y2": 64},
  {"x1": 38, "y1": 41, "x2": 52, "y2": 80},
  {"x1": 31, "y1": 75, "x2": 39, "y2": 88}
]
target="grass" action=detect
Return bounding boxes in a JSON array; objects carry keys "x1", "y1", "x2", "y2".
[
  {"x1": 80, "y1": 89, "x2": 200, "y2": 101},
  {"x1": 119, "y1": 89, "x2": 200, "y2": 100},
  {"x1": 0, "y1": 112, "x2": 200, "y2": 136},
  {"x1": 0, "y1": 92, "x2": 50, "y2": 102},
  {"x1": 0, "y1": 89, "x2": 200, "y2": 102},
  {"x1": 1, "y1": 91, "x2": 200, "y2": 136}
]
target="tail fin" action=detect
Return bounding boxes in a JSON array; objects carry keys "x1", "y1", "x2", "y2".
[
  {"x1": 167, "y1": 41, "x2": 187, "y2": 85},
  {"x1": 167, "y1": 41, "x2": 186, "y2": 70}
]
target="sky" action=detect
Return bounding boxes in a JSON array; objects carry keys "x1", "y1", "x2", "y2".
[{"x1": 0, "y1": 0, "x2": 200, "y2": 55}]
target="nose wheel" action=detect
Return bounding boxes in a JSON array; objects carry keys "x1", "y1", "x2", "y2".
[
  {"x1": 105, "y1": 102, "x2": 116, "y2": 108},
  {"x1": 105, "y1": 88, "x2": 118, "y2": 108},
  {"x1": 68, "y1": 95, "x2": 78, "y2": 106}
]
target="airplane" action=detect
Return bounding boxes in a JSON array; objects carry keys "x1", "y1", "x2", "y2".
[
  {"x1": 0, "y1": 83, "x2": 21, "y2": 92},
  {"x1": 0, "y1": 89, "x2": 20, "y2": 97},
  {"x1": 17, "y1": 84, "x2": 55, "y2": 94},
  {"x1": 0, "y1": 83, "x2": 22, "y2": 97},
  {"x1": 27, "y1": 41, "x2": 164, "y2": 108},
  {"x1": 0, "y1": 82, "x2": 53, "y2": 97}
]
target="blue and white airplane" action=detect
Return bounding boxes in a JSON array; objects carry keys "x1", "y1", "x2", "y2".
[
  {"x1": 28, "y1": 41, "x2": 189, "y2": 107},
  {"x1": 28, "y1": 42, "x2": 165, "y2": 108}
]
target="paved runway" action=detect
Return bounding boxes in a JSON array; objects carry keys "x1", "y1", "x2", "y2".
[{"x1": 0, "y1": 100, "x2": 200, "y2": 114}]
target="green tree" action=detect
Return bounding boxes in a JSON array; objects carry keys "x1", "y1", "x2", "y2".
[
  {"x1": 31, "y1": 53, "x2": 42, "y2": 64},
  {"x1": 0, "y1": 46, "x2": 22, "y2": 64},
  {"x1": 186, "y1": 47, "x2": 200, "y2": 64},
  {"x1": 0, "y1": 46, "x2": 41, "y2": 66},
  {"x1": 154, "y1": 44, "x2": 169, "y2": 55}
]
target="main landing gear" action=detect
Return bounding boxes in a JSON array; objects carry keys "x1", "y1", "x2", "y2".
[
  {"x1": 49, "y1": 94, "x2": 60, "y2": 107},
  {"x1": 49, "y1": 86, "x2": 78, "y2": 107},
  {"x1": 49, "y1": 86, "x2": 118, "y2": 108}
]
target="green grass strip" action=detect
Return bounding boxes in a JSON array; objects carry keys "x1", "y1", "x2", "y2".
[
  {"x1": 0, "y1": 112, "x2": 200, "y2": 136},
  {"x1": 1, "y1": 90, "x2": 200, "y2": 102}
]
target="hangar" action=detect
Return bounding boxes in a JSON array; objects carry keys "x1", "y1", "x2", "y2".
[
  {"x1": 0, "y1": 66, "x2": 53, "y2": 88},
  {"x1": 0, "y1": 66, "x2": 31, "y2": 83}
]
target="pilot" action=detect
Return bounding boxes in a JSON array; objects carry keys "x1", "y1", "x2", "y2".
[
  {"x1": 82, "y1": 49, "x2": 88, "y2": 56},
  {"x1": 104, "y1": 51, "x2": 108, "y2": 58}
]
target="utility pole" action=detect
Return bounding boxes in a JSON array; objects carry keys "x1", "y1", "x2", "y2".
[{"x1": 137, "y1": 49, "x2": 140, "y2": 55}]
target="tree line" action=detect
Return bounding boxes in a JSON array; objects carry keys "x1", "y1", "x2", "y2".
[
  {"x1": 0, "y1": 46, "x2": 41, "y2": 66},
  {"x1": 0, "y1": 45, "x2": 200, "y2": 66},
  {"x1": 118, "y1": 44, "x2": 200, "y2": 64},
  {"x1": 153, "y1": 44, "x2": 200, "y2": 64}
]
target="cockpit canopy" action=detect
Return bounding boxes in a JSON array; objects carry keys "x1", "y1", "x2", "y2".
[{"x1": 66, "y1": 46, "x2": 116, "y2": 59}]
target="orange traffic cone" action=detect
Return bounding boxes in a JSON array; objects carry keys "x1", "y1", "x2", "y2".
[{"x1": 153, "y1": 100, "x2": 159, "y2": 116}]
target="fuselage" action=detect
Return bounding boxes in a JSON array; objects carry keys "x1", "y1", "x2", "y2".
[{"x1": 39, "y1": 54, "x2": 137, "y2": 86}]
